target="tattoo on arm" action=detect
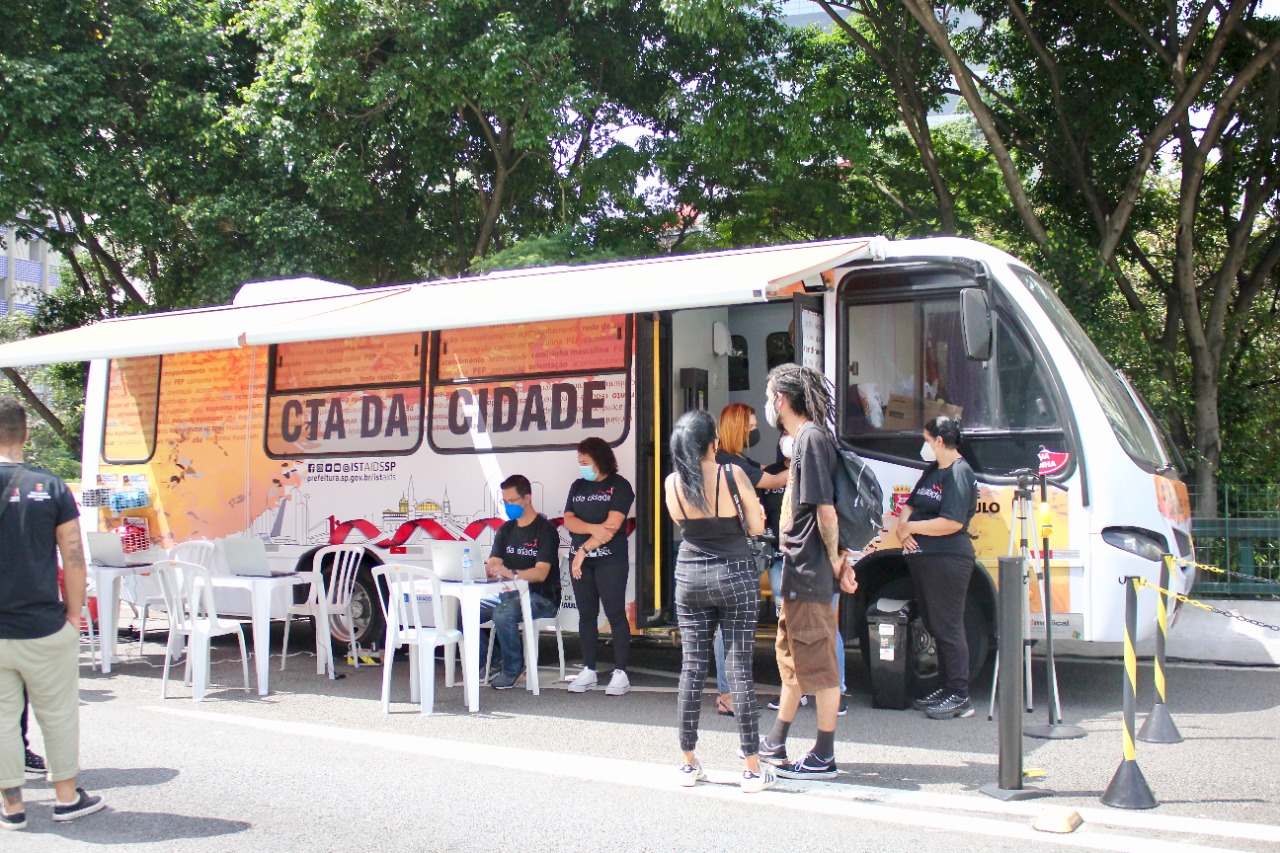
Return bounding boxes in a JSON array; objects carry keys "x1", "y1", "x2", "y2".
[
  {"x1": 56, "y1": 520, "x2": 87, "y2": 571},
  {"x1": 817, "y1": 506, "x2": 841, "y2": 573}
]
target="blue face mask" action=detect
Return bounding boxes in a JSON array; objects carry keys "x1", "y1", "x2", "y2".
[
  {"x1": 503, "y1": 502, "x2": 523, "y2": 521},
  {"x1": 579, "y1": 465, "x2": 597, "y2": 481}
]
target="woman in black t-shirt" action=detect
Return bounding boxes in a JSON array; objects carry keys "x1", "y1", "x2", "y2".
[
  {"x1": 893, "y1": 415, "x2": 979, "y2": 720},
  {"x1": 714, "y1": 403, "x2": 788, "y2": 491},
  {"x1": 564, "y1": 437, "x2": 635, "y2": 696}
]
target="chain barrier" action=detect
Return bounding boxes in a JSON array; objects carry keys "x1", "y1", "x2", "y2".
[
  {"x1": 1171, "y1": 556, "x2": 1280, "y2": 587},
  {"x1": 1132, "y1": 576, "x2": 1280, "y2": 632}
]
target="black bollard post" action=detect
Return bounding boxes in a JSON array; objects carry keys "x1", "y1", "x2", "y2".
[
  {"x1": 981, "y1": 556, "x2": 1050, "y2": 801},
  {"x1": 1138, "y1": 555, "x2": 1183, "y2": 744},
  {"x1": 1101, "y1": 576, "x2": 1158, "y2": 809},
  {"x1": 1025, "y1": 475, "x2": 1086, "y2": 741}
]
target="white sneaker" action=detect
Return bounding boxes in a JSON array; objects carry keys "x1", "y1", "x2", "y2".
[
  {"x1": 567, "y1": 667, "x2": 597, "y2": 693},
  {"x1": 678, "y1": 761, "x2": 706, "y2": 787},
  {"x1": 604, "y1": 669, "x2": 630, "y2": 696},
  {"x1": 741, "y1": 764, "x2": 777, "y2": 793}
]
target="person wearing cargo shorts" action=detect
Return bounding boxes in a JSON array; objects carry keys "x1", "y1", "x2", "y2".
[
  {"x1": 758, "y1": 366, "x2": 859, "y2": 781},
  {"x1": 0, "y1": 398, "x2": 105, "y2": 830}
]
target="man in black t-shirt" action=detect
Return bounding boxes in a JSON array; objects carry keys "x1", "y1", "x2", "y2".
[
  {"x1": 481, "y1": 474, "x2": 562, "y2": 689},
  {"x1": 0, "y1": 398, "x2": 105, "y2": 829}
]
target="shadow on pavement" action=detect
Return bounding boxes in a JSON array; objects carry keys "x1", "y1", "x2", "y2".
[{"x1": 23, "y1": 809, "x2": 250, "y2": 844}]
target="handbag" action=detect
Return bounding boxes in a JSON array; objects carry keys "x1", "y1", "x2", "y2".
[{"x1": 723, "y1": 465, "x2": 771, "y2": 576}]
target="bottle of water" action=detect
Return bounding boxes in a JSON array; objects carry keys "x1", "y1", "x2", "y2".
[{"x1": 461, "y1": 548, "x2": 473, "y2": 586}]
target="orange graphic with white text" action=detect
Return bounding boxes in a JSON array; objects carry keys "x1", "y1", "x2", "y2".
[
  {"x1": 436, "y1": 315, "x2": 627, "y2": 381},
  {"x1": 1154, "y1": 476, "x2": 1191, "y2": 526}
]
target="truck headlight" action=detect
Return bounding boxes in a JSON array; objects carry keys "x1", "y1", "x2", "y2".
[{"x1": 1101, "y1": 527, "x2": 1167, "y2": 563}]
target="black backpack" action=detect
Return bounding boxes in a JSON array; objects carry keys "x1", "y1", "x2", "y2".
[{"x1": 833, "y1": 441, "x2": 884, "y2": 553}]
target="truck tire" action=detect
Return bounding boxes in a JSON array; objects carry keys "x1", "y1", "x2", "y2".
[{"x1": 321, "y1": 564, "x2": 386, "y2": 656}]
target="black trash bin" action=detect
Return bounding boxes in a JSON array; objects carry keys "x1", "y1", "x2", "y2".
[{"x1": 867, "y1": 596, "x2": 917, "y2": 709}]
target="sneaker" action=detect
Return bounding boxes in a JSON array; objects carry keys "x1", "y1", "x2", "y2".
[
  {"x1": 925, "y1": 694, "x2": 975, "y2": 720},
  {"x1": 604, "y1": 669, "x2": 630, "y2": 696},
  {"x1": 567, "y1": 667, "x2": 597, "y2": 693},
  {"x1": 912, "y1": 687, "x2": 947, "y2": 711},
  {"x1": 757, "y1": 737, "x2": 788, "y2": 767},
  {"x1": 52, "y1": 788, "x2": 105, "y2": 822},
  {"x1": 0, "y1": 806, "x2": 25, "y2": 831},
  {"x1": 491, "y1": 670, "x2": 523, "y2": 690},
  {"x1": 775, "y1": 751, "x2": 838, "y2": 781},
  {"x1": 23, "y1": 750, "x2": 46, "y2": 774},
  {"x1": 837, "y1": 695, "x2": 848, "y2": 717},
  {"x1": 741, "y1": 764, "x2": 777, "y2": 793},
  {"x1": 678, "y1": 761, "x2": 706, "y2": 787},
  {"x1": 765, "y1": 694, "x2": 809, "y2": 711}
]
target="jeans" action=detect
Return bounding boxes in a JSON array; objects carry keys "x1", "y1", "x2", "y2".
[
  {"x1": 906, "y1": 552, "x2": 974, "y2": 696},
  {"x1": 676, "y1": 549, "x2": 760, "y2": 755},
  {"x1": 478, "y1": 591, "x2": 558, "y2": 677},
  {"x1": 569, "y1": 558, "x2": 631, "y2": 672},
  {"x1": 734, "y1": 556, "x2": 844, "y2": 693}
]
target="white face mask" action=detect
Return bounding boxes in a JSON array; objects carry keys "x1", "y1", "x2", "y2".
[
  {"x1": 764, "y1": 395, "x2": 779, "y2": 428},
  {"x1": 920, "y1": 440, "x2": 937, "y2": 463},
  {"x1": 779, "y1": 434, "x2": 795, "y2": 460}
]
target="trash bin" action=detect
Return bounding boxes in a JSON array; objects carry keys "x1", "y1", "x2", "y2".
[{"x1": 867, "y1": 596, "x2": 916, "y2": 709}]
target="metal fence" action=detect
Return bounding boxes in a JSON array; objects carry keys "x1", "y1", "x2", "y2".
[{"x1": 1188, "y1": 484, "x2": 1280, "y2": 597}]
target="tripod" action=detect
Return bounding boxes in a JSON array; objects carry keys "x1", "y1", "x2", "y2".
[{"x1": 987, "y1": 472, "x2": 1040, "y2": 720}]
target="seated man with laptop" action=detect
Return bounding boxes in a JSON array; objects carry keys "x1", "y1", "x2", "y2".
[{"x1": 481, "y1": 474, "x2": 561, "y2": 690}]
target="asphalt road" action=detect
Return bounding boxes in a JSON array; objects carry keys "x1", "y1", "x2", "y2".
[{"x1": 7, "y1": 626, "x2": 1280, "y2": 852}]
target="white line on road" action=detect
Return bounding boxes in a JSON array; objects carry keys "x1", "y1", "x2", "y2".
[{"x1": 144, "y1": 706, "x2": 1278, "y2": 852}]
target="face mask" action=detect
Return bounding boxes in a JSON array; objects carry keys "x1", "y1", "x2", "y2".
[
  {"x1": 920, "y1": 440, "x2": 937, "y2": 463},
  {"x1": 780, "y1": 435, "x2": 795, "y2": 460},
  {"x1": 579, "y1": 465, "x2": 597, "y2": 481},
  {"x1": 503, "y1": 503, "x2": 523, "y2": 521},
  {"x1": 748, "y1": 428, "x2": 760, "y2": 448},
  {"x1": 764, "y1": 396, "x2": 779, "y2": 428}
]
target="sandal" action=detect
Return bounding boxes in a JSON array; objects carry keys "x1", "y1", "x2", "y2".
[{"x1": 716, "y1": 694, "x2": 735, "y2": 717}]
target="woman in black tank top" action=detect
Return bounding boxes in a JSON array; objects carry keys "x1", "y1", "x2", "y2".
[{"x1": 664, "y1": 410, "x2": 775, "y2": 793}]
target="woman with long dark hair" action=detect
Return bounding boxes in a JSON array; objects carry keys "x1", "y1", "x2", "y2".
[
  {"x1": 893, "y1": 415, "x2": 979, "y2": 720},
  {"x1": 665, "y1": 410, "x2": 774, "y2": 793},
  {"x1": 564, "y1": 437, "x2": 635, "y2": 696}
]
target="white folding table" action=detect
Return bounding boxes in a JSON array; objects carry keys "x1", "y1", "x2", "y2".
[
  {"x1": 208, "y1": 571, "x2": 321, "y2": 696},
  {"x1": 436, "y1": 578, "x2": 540, "y2": 712}
]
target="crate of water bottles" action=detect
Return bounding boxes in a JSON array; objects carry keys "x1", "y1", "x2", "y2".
[{"x1": 108, "y1": 488, "x2": 151, "y2": 512}]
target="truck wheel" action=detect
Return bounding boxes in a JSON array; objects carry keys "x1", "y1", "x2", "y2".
[{"x1": 325, "y1": 568, "x2": 386, "y2": 656}]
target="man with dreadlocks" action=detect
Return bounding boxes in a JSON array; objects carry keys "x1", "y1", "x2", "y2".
[{"x1": 758, "y1": 364, "x2": 858, "y2": 780}]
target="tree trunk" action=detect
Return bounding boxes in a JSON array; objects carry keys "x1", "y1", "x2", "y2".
[{"x1": 0, "y1": 368, "x2": 75, "y2": 451}]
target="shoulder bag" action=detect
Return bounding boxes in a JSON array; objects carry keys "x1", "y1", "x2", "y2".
[{"x1": 723, "y1": 464, "x2": 771, "y2": 576}]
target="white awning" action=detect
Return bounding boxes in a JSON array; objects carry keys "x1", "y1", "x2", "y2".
[
  {"x1": 244, "y1": 238, "x2": 879, "y2": 346},
  {"x1": 0, "y1": 237, "x2": 883, "y2": 366},
  {"x1": 0, "y1": 287, "x2": 411, "y2": 367}
]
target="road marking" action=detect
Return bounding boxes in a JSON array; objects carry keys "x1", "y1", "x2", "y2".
[{"x1": 145, "y1": 705, "x2": 1278, "y2": 850}]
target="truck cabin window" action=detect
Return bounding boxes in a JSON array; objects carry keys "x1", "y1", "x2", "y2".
[{"x1": 842, "y1": 287, "x2": 1064, "y2": 475}]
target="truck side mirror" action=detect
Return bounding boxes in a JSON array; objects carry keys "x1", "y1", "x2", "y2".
[{"x1": 960, "y1": 288, "x2": 992, "y2": 361}]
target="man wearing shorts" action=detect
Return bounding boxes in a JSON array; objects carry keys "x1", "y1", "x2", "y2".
[{"x1": 758, "y1": 365, "x2": 858, "y2": 780}]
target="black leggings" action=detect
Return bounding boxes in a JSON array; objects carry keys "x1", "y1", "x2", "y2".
[
  {"x1": 571, "y1": 558, "x2": 631, "y2": 671},
  {"x1": 907, "y1": 552, "x2": 975, "y2": 696}
]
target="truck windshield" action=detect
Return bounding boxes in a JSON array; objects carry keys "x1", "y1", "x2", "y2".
[{"x1": 1010, "y1": 265, "x2": 1164, "y2": 470}]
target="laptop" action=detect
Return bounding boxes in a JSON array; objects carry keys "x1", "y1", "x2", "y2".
[
  {"x1": 429, "y1": 540, "x2": 487, "y2": 582},
  {"x1": 219, "y1": 538, "x2": 290, "y2": 577},
  {"x1": 87, "y1": 532, "x2": 159, "y2": 567}
]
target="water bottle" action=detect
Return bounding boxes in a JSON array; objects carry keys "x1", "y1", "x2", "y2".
[{"x1": 461, "y1": 548, "x2": 473, "y2": 586}]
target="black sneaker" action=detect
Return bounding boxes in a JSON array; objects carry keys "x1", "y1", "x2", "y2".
[
  {"x1": 912, "y1": 687, "x2": 947, "y2": 711},
  {"x1": 775, "y1": 751, "x2": 838, "y2": 780},
  {"x1": 757, "y1": 737, "x2": 788, "y2": 767},
  {"x1": 52, "y1": 788, "x2": 105, "y2": 823},
  {"x1": 0, "y1": 806, "x2": 25, "y2": 831},
  {"x1": 765, "y1": 695, "x2": 808, "y2": 711},
  {"x1": 23, "y1": 750, "x2": 46, "y2": 774},
  {"x1": 925, "y1": 694, "x2": 975, "y2": 720},
  {"x1": 837, "y1": 695, "x2": 848, "y2": 716}
]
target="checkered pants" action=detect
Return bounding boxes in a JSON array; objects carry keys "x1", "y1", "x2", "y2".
[{"x1": 675, "y1": 548, "x2": 760, "y2": 755}]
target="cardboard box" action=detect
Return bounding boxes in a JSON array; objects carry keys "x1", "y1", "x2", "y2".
[
  {"x1": 883, "y1": 394, "x2": 919, "y2": 431},
  {"x1": 922, "y1": 399, "x2": 963, "y2": 424}
]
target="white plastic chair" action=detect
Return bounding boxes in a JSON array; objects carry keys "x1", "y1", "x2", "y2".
[
  {"x1": 81, "y1": 603, "x2": 98, "y2": 670},
  {"x1": 373, "y1": 564, "x2": 464, "y2": 715},
  {"x1": 281, "y1": 545, "x2": 364, "y2": 677},
  {"x1": 154, "y1": 560, "x2": 250, "y2": 701},
  {"x1": 482, "y1": 608, "x2": 565, "y2": 685},
  {"x1": 140, "y1": 540, "x2": 215, "y2": 656}
]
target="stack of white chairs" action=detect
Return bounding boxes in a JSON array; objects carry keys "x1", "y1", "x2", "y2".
[{"x1": 282, "y1": 544, "x2": 364, "y2": 678}]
